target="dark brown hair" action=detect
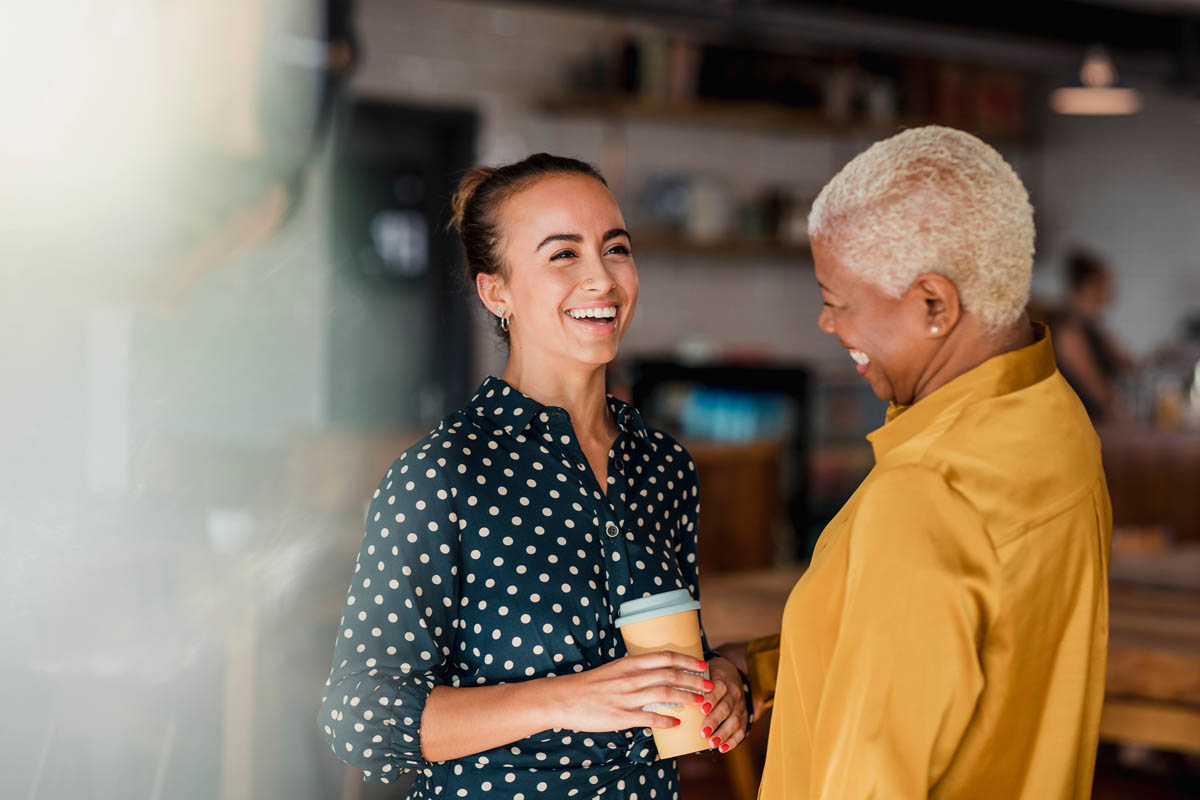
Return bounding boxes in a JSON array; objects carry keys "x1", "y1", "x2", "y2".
[
  {"x1": 449, "y1": 153, "x2": 608, "y2": 339},
  {"x1": 1066, "y1": 247, "x2": 1109, "y2": 293}
]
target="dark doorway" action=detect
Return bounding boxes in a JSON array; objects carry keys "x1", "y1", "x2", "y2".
[{"x1": 328, "y1": 100, "x2": 478, "y2": 430}]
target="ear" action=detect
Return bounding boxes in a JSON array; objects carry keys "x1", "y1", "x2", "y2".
[
  {"x1": 911, "y1": 272, "x2": 961, "y2": 338},
  {"x1": 476, "y1": 272, "x2": 510, "y2": 319}
]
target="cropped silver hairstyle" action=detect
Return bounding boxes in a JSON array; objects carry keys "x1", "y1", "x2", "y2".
[{"x1": 808, "y1": 126, "x2": 1035, "y2": 331}]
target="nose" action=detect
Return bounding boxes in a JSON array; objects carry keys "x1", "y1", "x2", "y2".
[
  {"x1": 818, "y1": 305, "x2": 835, "y2": 334},
  {"x1": 581, "y1": 252, "x2": 617, "y2": 292}
]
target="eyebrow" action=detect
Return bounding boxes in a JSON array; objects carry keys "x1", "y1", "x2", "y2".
[{"x1": 535, "y1": 228, "x2": 632, "y2": 252}]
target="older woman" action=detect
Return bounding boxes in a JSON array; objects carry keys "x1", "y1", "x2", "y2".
[
  {"x1": 319, "y1": 153, "x2": 750, "y2": 799},
  {"x1": 757, "y1": 127, "x2": 1111, "y2": 799}
]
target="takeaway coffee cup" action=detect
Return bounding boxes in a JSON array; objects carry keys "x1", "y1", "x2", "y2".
[{"x1": 615, "y1": 589, "x2": 711, "y2": 759}]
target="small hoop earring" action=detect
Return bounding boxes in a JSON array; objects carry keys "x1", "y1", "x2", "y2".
[{"x1": 499, "y1": 315, "x2": 511, "y2": 333}]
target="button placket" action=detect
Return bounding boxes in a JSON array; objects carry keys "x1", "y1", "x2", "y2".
[
  {"x1": 598, "y1": 440, "x2": 634, "y2": 613},
  {"x1": 546, "y1": 410, "x2": 636, "y2": 615}
]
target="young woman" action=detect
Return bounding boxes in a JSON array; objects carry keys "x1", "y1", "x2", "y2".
[{"x1": 319, "y1": 154, "x2": 750, "y2": 798}]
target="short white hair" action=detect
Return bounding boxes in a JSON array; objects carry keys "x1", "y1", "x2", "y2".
[{"x1": 808, "y1": 126, "x2": 1035, "y2": 331}]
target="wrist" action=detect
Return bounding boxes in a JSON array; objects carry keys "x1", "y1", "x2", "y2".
[{"x1": 527, "y1": 673, "x2": 569, "y2": 731}]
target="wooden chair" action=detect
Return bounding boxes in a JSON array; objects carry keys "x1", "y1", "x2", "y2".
[{"x1": 724, "y1": 634, "x2": 782, "y2": 800}]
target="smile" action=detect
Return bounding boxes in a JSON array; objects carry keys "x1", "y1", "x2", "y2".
[
  {"x1": 565, "y1": 305, "x2": 618, "y2": 320},
  {"x1": 848, "y1": 349, "x2": 870, "y2": 366}
]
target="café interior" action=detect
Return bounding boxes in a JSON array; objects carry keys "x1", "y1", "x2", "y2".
[{"x1": 4, "y1": 1, "x2": 1199, "y2": 798}]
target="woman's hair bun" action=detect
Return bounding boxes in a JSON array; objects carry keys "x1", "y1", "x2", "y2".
[
  {"x1": 449, "y1": 167, "x2": 496, "y2": 233},
  {"x1": 447, "y1": 153, "x2": 607, "y2": 342}
]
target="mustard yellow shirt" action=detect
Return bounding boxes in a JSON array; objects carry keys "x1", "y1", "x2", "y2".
[{"x1": 759, "y1": 327, "x2": 1111, "y2": 800}]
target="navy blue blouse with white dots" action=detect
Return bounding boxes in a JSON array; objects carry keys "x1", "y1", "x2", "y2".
[{"x1": 319, "y1": 377, "x2": 750, "y2": 798}]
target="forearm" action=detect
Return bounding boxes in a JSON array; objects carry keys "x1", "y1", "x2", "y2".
[{"x1": 419, "y1": 676, "x2": 563, "y2": 763}]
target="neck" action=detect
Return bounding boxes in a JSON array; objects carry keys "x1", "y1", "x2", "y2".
[
  {"x1": 910, "y1": 314, "x2": 1036, "y2": 405},
  {"x1": 501, "y1": 350, "x2": 615, "y2": 442}
]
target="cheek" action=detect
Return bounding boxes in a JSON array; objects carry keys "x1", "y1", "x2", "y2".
[
  {"x1": 621, "y1": 267, "x2": 639, "y2": 310},
  {"x1": 514, "y1": 272, "x2": 568, "y2": 319}
]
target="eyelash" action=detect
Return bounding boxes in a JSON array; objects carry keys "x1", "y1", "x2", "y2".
[{"x1": 550, "y1": 244, "x2": 632, "y2": 260}]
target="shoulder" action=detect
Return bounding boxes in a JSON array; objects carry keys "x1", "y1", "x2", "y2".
[
  {"x1": 646, "y1": 427, "x2": 693, "y2": 463},
  {"x1": 369, "y1": 410, "x2": 493, "y2": 508},
  {"x1": 383, "y1": 409, "x2": 497, "y2": 478},
  {"x1": 858, "y1": 463, "x2": 972, "y2": 513},
  {"x1": 851, "y1": 464, "x2": 991, "y2": 562},
  {"x1": 920, "y1": 383, "x2": 1102, "y2": 542},
  {"x1": 644, "y1": 427, "x2": 700, "y2": 498}
]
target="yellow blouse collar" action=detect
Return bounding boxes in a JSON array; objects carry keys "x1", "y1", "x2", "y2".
[{"x1": 867, "y1": 323, "x2": 1057, "y2": 460}]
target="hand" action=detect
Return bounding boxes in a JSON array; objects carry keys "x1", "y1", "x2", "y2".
[
  {"x1": 698, "y1": 656, "x2": 749, "y2": 754},
  {"x1": 547, "y1": 651, "x2": 714, "y2": 733}
]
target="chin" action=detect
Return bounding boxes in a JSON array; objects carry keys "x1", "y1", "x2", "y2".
[
  {"x1": 578, "y1": 347, "x2": 619, "y2": 367},
  {"x1": 554, "y1": 341, "x2": 619, "y2": 369},
  {"x1": 866, "y1": 378, "x2": 895, "y2": 404}
]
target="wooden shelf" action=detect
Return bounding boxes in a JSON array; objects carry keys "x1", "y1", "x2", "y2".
[
  {"x1": 539, "y1": 93, "x2": 1028, "y2": 141},
  {"x1": 632, "y1": 231, "x2": 810, "y2": 260}
]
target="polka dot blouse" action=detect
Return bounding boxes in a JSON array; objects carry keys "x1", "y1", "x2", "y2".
[{"x1": 319, "y1": 377, "x2": 751, "y2": 798}]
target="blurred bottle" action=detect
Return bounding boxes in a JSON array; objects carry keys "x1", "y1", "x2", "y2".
[{"x1": 1153, "y1": 375, "x2": 1186, "y2": 430}]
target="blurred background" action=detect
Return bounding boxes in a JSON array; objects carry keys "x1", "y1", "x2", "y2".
[{"x1": 2, "y1": 1, "x2": 1199, "y2": 798}]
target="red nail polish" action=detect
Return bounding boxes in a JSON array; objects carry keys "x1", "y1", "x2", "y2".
[
  {"x1": 693, "y1": 693, "x2": 704, "y2": 704},
  {"x1": 673, "y1": 718, "x2": 681, "y2": 727},
  {"x1": 701, "y1": 726, "x2": 712, "y2": 738},
  {"x1": 701, "y1": 702, "x2": 712, "y2": 714},
  {"x1": 720, "y1": 743, "x2": 730, "y2": 753},
  {"x1": 711, "y1": 736, "x2": 722, "y2": 747},
  {"x1": 703, "y1": 679, "x2": 714, "y2": 691},
  {"x1": 697, "y1": 660, "x2": 708, "y2": 671}
]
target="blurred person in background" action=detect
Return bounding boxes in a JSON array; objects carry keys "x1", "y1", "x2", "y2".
[
  {"x1": 757, "y1": 127, "x2": 1111, "y2": 800},
  {"x1": 1053, "y1": 248, "x2": 1136, "y2": 422},
  {"x1": 318, "y1": 154, "x2": 750, "y2": 798}
]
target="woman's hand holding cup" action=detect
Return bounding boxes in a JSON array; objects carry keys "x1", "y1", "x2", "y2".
[
  {"x1": 550, "y1": 651, "x2": 712, "y2": 733},
  {"x1": 698, "y1": 656, "x2": 749, "y2": 753}
]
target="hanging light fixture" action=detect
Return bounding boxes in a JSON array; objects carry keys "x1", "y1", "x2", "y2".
[{"x1": 1051, "y1": 46, "x2": 1142, "y2": 115}]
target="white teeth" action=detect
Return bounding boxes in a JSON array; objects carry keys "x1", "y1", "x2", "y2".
[
  {"x1": 567, "y1": 306, "x2": 617, "y2": 320},
  {"x1": 849, "y1": 349, "x2": 870, "y2": 365}
]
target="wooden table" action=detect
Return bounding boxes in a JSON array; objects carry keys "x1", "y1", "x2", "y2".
[
  {"x1": 701, "y1": 550, "x2": 1200, "y2": 755},
  {"x1": 1098, "y1": 425, "x2": 1200, "y2": 543}
]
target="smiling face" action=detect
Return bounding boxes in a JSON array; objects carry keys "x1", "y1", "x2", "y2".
[
  {"x1": 477, "y1": 173, "x2": 638, "y2": 371},
  {"x1": 813, "y1": 237, "x2": 948, "y2": 405}
]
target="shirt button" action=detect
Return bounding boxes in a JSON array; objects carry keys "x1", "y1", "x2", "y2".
[{"x1": 605, "y1": 522, "x2": 620, "y2": 538}]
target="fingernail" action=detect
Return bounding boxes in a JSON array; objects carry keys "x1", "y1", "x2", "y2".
[
  {"x1": 701, "y1": 726, "x2": 712, "y2": 738},
  {"x1": 720, "y1": 743, "x2": 730, "y2": 753},
  {"x1": 711, "y1": 736, "x2": 722, "y2": 747},
  {"x1": 701, "y1": 702, "x2": 712, "y2": 714},
  {"x1": 693, "y1": 693, "x2": 704, "y2": 704},
  {"x1": 673, "y1": 718, "x2": 681, "y2": 727},
  {"x1": 697, "y1": 660, "x2": 708, "y2": 671},
  {"x1": 703, "y1": 679, "x2": 714, "y2": 691}
]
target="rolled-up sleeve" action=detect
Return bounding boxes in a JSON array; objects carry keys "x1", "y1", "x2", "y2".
[
  {"x1": 809, "y1": 465, "x2": 999, "y2": 799},
  {"x1": 319, "y1": 447, "x2": 460, "y2": 783}
]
